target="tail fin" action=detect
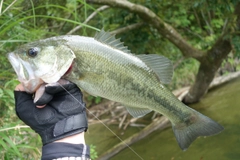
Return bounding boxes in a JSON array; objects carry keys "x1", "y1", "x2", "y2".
[{"x1": 172, "y1": 110, "x2": 224, "y2": 150}]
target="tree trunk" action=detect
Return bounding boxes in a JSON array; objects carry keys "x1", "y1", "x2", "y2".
[{"x1": 183, "y1": 38, "x2": 232, "y2": 103}]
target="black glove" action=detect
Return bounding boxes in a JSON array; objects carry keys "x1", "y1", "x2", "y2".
[{"x1": 14, "y1": 82, "x2": 88, "y2": 145}]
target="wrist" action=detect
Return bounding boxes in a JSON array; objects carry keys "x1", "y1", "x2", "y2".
[{"x1": 54, "y1": 132, "x2": 85, "y2": 144}]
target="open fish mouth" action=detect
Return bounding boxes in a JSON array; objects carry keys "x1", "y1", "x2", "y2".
[
  {"x1": 8, "y1": 53, "x2": 33, "y2": 81},
  {"x1": 8, "y1": 53, "x2": 21, "y2": 78},
  {"x1": 8, "y1": 52, "x2": 43, "y2": 93}
]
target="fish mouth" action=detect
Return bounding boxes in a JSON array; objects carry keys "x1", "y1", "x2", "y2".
[
  {"x1": 8, "y1": 52, "x2": 43, "y2": 93},
  {"x1": 8, "y1": 52, "x2": 30, "y2": 82},
  {"x1": 8, "y1": 53, "x2": 21, "y2": 76}
]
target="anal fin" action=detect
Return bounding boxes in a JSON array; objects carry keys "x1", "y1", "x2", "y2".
[{"x1": 125, "y1": 106, "x2": 152, "y2": 118}]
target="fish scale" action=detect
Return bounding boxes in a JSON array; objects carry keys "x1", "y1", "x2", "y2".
[{"x1": 8, "y1": 30, "x2": 224, "y2": 150}]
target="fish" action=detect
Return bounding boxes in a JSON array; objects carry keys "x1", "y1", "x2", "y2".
[{"x1": 8, "y1": 30, "x2": 224, "y2": 150}]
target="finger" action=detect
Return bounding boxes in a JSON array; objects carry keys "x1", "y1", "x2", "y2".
[
  {"x1": 34, "y1": 84, "x2": 46, "y2": 102},
  {"x1": 34, "y1": 84, "x2": 53, "y2": 105},
  {"x1": 34, "y1": 92, "x2": 53, "y2": 106},
  {"x1": 15, "y1": 83, "x2": 25, "y2": 91},
  {"x1": 36, "y1": 104, "x2": 46, "y2": 108}
]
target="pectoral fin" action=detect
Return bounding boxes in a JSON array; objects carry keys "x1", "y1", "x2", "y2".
[{"x1": 125, "y1": 106, "x2": 152, "y2": 118}]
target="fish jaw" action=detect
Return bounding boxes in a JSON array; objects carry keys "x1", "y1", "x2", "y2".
[{"x1": 8, "y1": 52, "x2": 43, "y2": 93}]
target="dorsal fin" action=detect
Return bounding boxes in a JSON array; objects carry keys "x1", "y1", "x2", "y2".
[
  {"x1": 136, "y1": 54, "x2": 173, "y2": 84},
  {"x1": 94, "y1": 30, "x2": 131, "y2": 54}
]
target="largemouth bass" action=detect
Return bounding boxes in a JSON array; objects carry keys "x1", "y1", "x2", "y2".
[{"x1": 8, "y1": 30, "x2": 223, "y2": 150}]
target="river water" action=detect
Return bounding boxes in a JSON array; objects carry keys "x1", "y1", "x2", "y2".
[{"x1": 86, "y1": 77, "x2": 240, "y2": 160}]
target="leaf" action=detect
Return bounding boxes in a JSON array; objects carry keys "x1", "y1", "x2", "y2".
[
  {"x1": 3, "y1": 136, "x2": 22, "y2": 157},
  {"x1": 0, "y1": 88, "x2": 3, "y2": 97},
  {"x1": 232, "y1": 35, "x2": 240, "y2": 58},
  {"x1": 0, "y1": 134, "x2": 8, "y2": 151},
  {"x1": 4, "y1": 89, "x2": 14, "y2": 99},
  {"x1": 4, "y1": 79, "x2": 19, "y2": 89},
  {"x1": 95, "y1": 97, "x2": 102, "y2": 104}
]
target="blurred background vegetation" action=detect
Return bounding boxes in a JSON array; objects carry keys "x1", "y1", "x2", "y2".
[{"x1": 0, "y1": 0, "x2": 239, "y2": 159}]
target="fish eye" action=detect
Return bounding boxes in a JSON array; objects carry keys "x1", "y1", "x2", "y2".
[{"x1": 27, "y1": 47, "x2": 39, "y2": 57}]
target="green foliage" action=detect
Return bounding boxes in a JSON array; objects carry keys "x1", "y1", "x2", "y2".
[
  {"x1": 172, "y1": 59, "x2": 200, "y2": 89},
  {"x1": 90, "y1": 144, "x2": 98, "y2": 160},
  {"x1": 0, "y1": 0, "x2": 100, "y2": 159},
  {"x1": 0, "y1": 76, "x2": 40, "y2": 159},
  {"x1": 88, "y1": 95, "x2": 102, "y2": 105},
  {"x1": 232, "y1": 34, "x2": 240, "y2": 58},
  {"x1": 0, "y1": 125, "x2": 41, "y2": 159},
  {"x1": 0, "y1": 79, "x2": 19, "y2": 116},
  {"x1": 0, "y1": 78, "x2": 40, "y2": 159}
]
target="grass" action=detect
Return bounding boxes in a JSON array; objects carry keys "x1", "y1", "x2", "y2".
[{"x1": 0, "y1": 1, "x2": 99, "y2": 159}]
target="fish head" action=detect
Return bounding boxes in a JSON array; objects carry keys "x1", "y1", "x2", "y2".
[{"x1": 8, "y1": 38, "x2": 76, "y2": 93}]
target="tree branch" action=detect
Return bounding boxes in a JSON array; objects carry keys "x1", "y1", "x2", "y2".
[
  {"x1": 192, "y1": 8, "x2": 202, "y2": 30},
  {"x1": 0, "y1": 125, "x2": 30, "y2": 132},
  {"x1": 87, "y1": 0, "x2": 204, "y2": 60},
  {"x1": 67, "y1": 5, "x2": 109, "y2": 35},
  {"x1": 200, "y1": 9, "x2": 213, "y2": 35},
  {"x1": 110, "y1": 22, "x2": 145, "y2": 35}
]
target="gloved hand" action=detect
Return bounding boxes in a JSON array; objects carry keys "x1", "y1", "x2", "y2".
[{"x1": 14, "y1": 81, "x2": 88, "y2": 145}]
